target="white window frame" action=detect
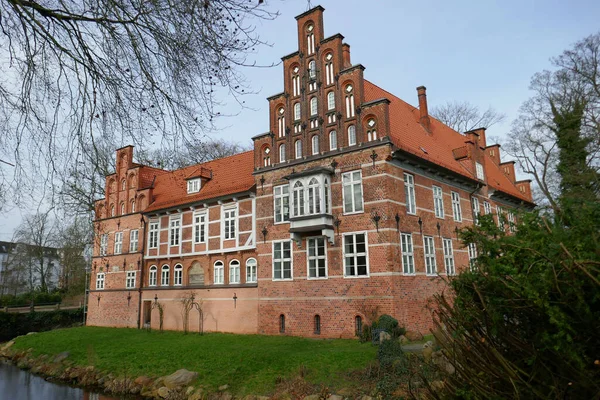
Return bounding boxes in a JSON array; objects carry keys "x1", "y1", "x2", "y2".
[
  {"x1": 295, "y1": 140, "x2": 302, "y2": 159},
  {"x1": 169, "y1": 216, "x2": 181, "y2": 247},
  {"x1": 347, "y1": 125, "x2": 356, "y2": 146},
  {"x1": 174, "y1": 264, "x2": 183, "y2": 286},
  {"x1": 114, "y1": 231, "x2": 123, "y2": 255},
  {"x1": 329, "y1": 131, "x2": 337, "y2": 150},
  {"x1": 423, "y1": 236, "x2": 437, "y2": 276},
  {"x1": 130, "y1": 199, "x2": 136, "y2": 213},
  {"x1": 342, "y1": 170, "x2": 364, "y2": 215},
  {"x1": 273, "y1": 240, "x2": 293, "y2": 281},
  {"x1": 279, "y1": 143, "x2": 286, "y2": 163},
  {"x1": 343, "y1": 232, "x2": 369, "y2": 278},
  {"x1": 476, "y1": 162, "x2": 485, "y2": 180},
  {"x1": 497, "y1": 206, "x2": 505, "y2": 230},
  {"x1": 311, "y1": 135, "x2": 319, "y2": 155},
  {"x1": 187, "y1": 178, "x2": 201, "y2": 194},
  {"x1": 213, "y1": 261, "x2": 224, "y2": 285},
  {"x1": 100, "y1": 234, "x2": 108, "y2": 256},
  {"x1": 472, "y1": 197, "x2": 480, "y2": 224},
  {"x1": 193, "y1": 211, "x2": 207, "y2": 244},
  {"x1": 96, "y1": 273, "x2": 105, "y2": 290},
  {"x1": 327, "y1": 91, "x2": 335, "y2": 110},
  {"x1": 229, "y1": 260, "x2": 240, "y2": 284},
  {"x1": 223, "y1": 207, "x2": 237, "y2": 241},
  {"x1": 129, "y1": 229, "x2": 139, "y2": 252},
  {"x1": 432, "y1": 185, "x2": 444, "y2": 218},
  {"x1": 308, "y1": 60, "x2": 316, "y2": 79},
  {"x1": 148, "y1": 221, "x2": 159, "y2": 249},
  {"x1": 161, "y1": 265, "x2": 170, "y2": 286},
  {"x1": 401, "y1": 233, "x2": 415, "y2": 275},
  {"x1": 246, "y1": 258, "x2": 257, "y2": 283},
  {"x1": 451, "y1": 191, "x2": 463, "y2": 222},
  {"x1": 149, "y1": 265, "x2": 157, "y2": 286},
  {"x1": 274, "y1": 185, "x2": 290, "y2": 224},
  {"x1": 468, "y1": 243, "x2": 478, "y2": 270},
  {"x1": 483, "y1": 201, "x2": 492, "y2": 215},
  {"x1": 404, "y1": 173, "x2": 416, "y2": 215},
  {"x1": 126, "y1": 271, "x2": 136, "y2": 289},
  {"x1": 508, "y1": 211, "x2": 516, "y2": 232},
  {"x1": 294, "y1": 103, "x2": 301, "y2": 120},
  {"x1": 310, "y1": 97, "x2": 317, "y2": 116},
  {"x1": 442, "y1": 238, "x2": 455, "y2": 276},
  {"x1": 307, "y1": 237, "x2": 327, "y2": 279}
]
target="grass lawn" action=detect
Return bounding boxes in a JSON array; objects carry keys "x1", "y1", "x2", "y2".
[{"x1": 11, "y1": 327, "x2": 376, "y2": 395}]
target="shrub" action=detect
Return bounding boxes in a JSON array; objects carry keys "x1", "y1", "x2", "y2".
[{"x1": 0, "y1": 308, "x2": 83, "y2": 341}]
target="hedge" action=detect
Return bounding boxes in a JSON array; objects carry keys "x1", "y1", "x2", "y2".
[{"x1": 0, "y1": 309, "x2": 83, "y2": 342}]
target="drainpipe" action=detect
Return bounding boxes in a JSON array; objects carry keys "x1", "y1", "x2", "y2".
[{"x1": 137, "y1": 215, "x2": 147, "y2": 329}]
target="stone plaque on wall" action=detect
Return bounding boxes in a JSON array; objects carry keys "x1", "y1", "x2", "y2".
[{"x1": 188, "y1": 263, "x2": 204, "y2": 286}]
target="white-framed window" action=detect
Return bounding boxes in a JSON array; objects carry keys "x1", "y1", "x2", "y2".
[
  {"x1": 327, "y1": 91, "x2": 335, "y2": 110},
  {"x1": 229, "y1": 260, "x2": 240, "y2": 284},
  {"x1": 295, "y1": 140, "x2": 303, "y2": 159},
  {"x1": 100, "y1": 234, "x2": 108, "y2": 256},
  {"x1": 213, "y1": 261, "x2": 224, "y2": 284},
  {"x1": 476, "y1": 162, "x2": 485, "y2": 180},
  {"x1": 223, "y1": 207, "x2": 236, "y2": 240},
  {"x1": 404, "y1": 173, "x2": 416, "y2": 215},
  {"x1": 442, "y1": 238, "x2": 455, "y2": 275},
  {"x1": 187, "y1": 178, "x2": 201, "y2": 194},
  {"x1": 325, "y1": 53, "x2": 334, "y2": 85},
  {"x1": 310, "y1": 97, "x2": 318, "y2": 116},
  {"x1": 246, "y1": 258, "x2": 257, "y2": 283},
  {"x1": 126, "y1": 271, "x2": 136, "y2": 289},
  {"x1": 342, "y1": 170, "x2": 363, "y2": 214},
  {"x1": 468, "y1": 243, "x2": 478, "y2": 270},
  {"x1": 329, "y1": 131, "x2": 337, "y2": 150},
  {"x1": 294, "y1": 103, "x2": 301, "y2": 120},
  {"x1": 471, "y1": 197, "x2": 480, "y2": 224},
  {"x1": 161, "y1": 265, "x2": 170, "y2": 286},
  {"x1": 311, "y1": 135, "x2": 319, "y2": 155},
  {"x1": 347, "y1": 125, "x2": 356, "y2": 146},
  {"x1": 274, "y1": 185, "x2": 290, "y2": 223},
  {"x1": 344, "y1": 232, "x2": 368, "y2": 277},
  {"x1": 497, "y1": 206, "x2": 505, "y2": 230},
  {"x1": 148, "y1": 221, "x2": 159, "y2": 249},
  {"x1": 308, "y1": 60, "x2": 316, "y2": 79},
  {"x1": 114, "y1": 231, "x2": 123, "y2": 254},
  {"x1": 279, "y1": 143, "x2": 286, "y2": 163},
  {"x1": 169, "y1": 216, "x2": 181, "y2": 246},
  {"x1": 193, "y1": 212, "x2": 207, "y2": 244},
  {"x1": 120, "y1": 202, "x2": 125, "y2": 215},
  {"x1": 293, "y1": 181, "x2": 305, "y2": 216},
  {"x1": 423, "y1": 236, "x2": 437, "y2": 276},
  {"x1": 366, "y1": 118, "x2": 377, "y2": 141},
  {"x1": 508, "y1": 211, "x2": 516, "y2": 232},
  {"x1": 121, "y1": 179, "x2": 126, "y2": 191},
  {"x1": 292, "y1": 67, "x2": 300, "y2": 97},
  {"x1": 483, "y1": 201, "x2": 492, "y2": 215},
  {"x1": 129, "y1": 229, "x2": 139, "y2": 252},
  {"x1": 307, "y1": 237, "x2": 327, "y2": 279},
  {"x1": 149, "y1": 265, "x2": 157, "y2": 286},
  {"x1": 277, "y1": 107, "x2": 285, "y2": 138},
  {"x1": 401, "y1": 233, "x2": 415, "y2": 275},
  {"x1": 273, "y1": 241, "x2": 292, "y2": 280},
  {"x1": 96, "y1": 273, "x2": 105, "y2": 290},
  {"x1": 451, "y1": 191, "x2": 462, "y2": 222},
  {"x1": 130, "y1": 199, "x2": 136, "y2": 213},
  {"x1": 433, "y1": 185, "x2": 444, "y2": 218},
  {"x1": 345, "y1": 84, "x2": 355, "y2": 118},
  {"x1": 174, "y1": 264, "x2": 183, "y2": 286},
  {"x1": 263, "y1": 147, "x2": 271, "y2": 167},
  {"x1": 307, "y1": 178, "x2": 321, "y2": 214}
]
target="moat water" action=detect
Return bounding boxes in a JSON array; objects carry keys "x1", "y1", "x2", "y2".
[{"x1": 0, "y1": 360, "x2": 121, "y2": 400}]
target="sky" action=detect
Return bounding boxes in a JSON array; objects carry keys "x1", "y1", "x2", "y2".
[{"x1": 1, "y1": 0, "x2": 599, "y2": 239}]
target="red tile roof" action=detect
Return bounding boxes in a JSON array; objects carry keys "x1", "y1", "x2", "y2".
[{"x1": 144, "y1": 151, "x2": 255, "y2": 212}]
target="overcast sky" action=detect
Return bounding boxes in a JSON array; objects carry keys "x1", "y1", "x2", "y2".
[{"x1": 1, "y1": 0, "x2": 599, "y2": 240}]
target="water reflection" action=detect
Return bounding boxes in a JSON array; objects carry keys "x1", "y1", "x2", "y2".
[{"x1": 0, "y1": 360, "x2": 120, "y2": 400}]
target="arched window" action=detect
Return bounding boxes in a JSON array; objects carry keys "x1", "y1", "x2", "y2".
[
  {"x1": 214, "y1": 261, "x2": 224, "y2": 284},
  {"x1": 329, "y1": 131, "x2": 337, "y2": 151},
  {"x1": 291, "y1": 66, "x2": 300, "y2": 97},
  {"x1": 130, "y1": 199, "x2": 136, "y2": 213},
  {"x1": 310, "y1": 97, "x2": 317, "y2": 116},
  {"x1": 149, "y1": 265, "x2": 157, "y2": 286},
  {"x1": 311, "y1": 135, "x2": 319, "y2": 155},
  {"x1": 327, "y1": 91, "x2": 335, "y2": 110},
  {"x1": 324, "y1": 53, "x2": 334, "y2": 85},
  {"x1": 161, "y1": 265, "x2": 170, "y2": 286},
  {"x1": 110, "y1": 204, "x2": 115, "y2": 217},
  {"x1": 293, "y1": 181, "x2": 305, "y2": 216},
  {"x1": 174, "y1": 264, "x2": 183, "y2": 286},
  {"x1": 120, "y1": 202, "x2": 125, "y2": 215},
  {"x1": 246, "y1": 258, "x2": 257, "y2": 283},
  {"x1": 306, "y1": 24, "x2": 315, "y2": 55},
  {"x1": 308, "y1": 178, "x2": 321, "y2": 214},
  {"x1": 277, "y1": 107, "x2": 285, "y2": 138},
  {"x1": 263, "y1": 146, "x2": 271, "y2": 167},
  {"x1": 279, "y1": 143, "x2": 286, "y2": 163},
  {"x1": 128, "y1": 174, "x2": 136, "y2": 189},
  {"x1": 294, "y1": 103, "x2": 301, "y2": 121},
  {"x1": 366, "y1": 118, "x2": 377, "y2": 141},
  {"x1": 345, "y1": 84, "x2": 355, "y2": 118},
  {"x1": 229, "y1": 260, "x2": 240, "y2": 284},
  {"x1": 295, "y1": 140, "x2": 303, "y2": 159},
  {"x1": 314, "y1": 315, "x2": 321, "y2": 335},
  {"x1": 348, "y1": 125, "x2": 357, "y2": 146},
  {"x1": 121, "y1": 179, "x2": 126, "y2": 191},
  {"x1": 279, "y1": 314, "x2": 286, "y2": 333},
  {"x1": 308, "y1": 60, "x2": 317, "y2": 79},
  {"x1": 355, "y1": 316, "x2": 363, "y2": 336}
]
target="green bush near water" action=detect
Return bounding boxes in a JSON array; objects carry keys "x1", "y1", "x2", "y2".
[{"x1": 0, "y1": 308, "x2": 82, "y2": 342}]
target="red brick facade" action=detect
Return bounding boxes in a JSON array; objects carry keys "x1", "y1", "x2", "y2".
[{"x1": 87, "y1": 6, "x2": 534, "y2": 338}]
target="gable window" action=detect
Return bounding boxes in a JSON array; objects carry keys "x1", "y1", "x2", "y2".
[
  {"x1": 174, "y1": 264, "x2": 183, "y2": 286},
  {"x1": 292, "y1": 66, "x2": 300, "y2": 97},
  {"x1": 148, "y1": 221, "x2": 159, "y2": 249},
  {"x1": 432, "y1": 185, "x2": 444, "y2": 218},
  {"x1": 404, "y1": 173, "x2": 416, "y2": 215},
  {"x1": 263, "y1": 146, "x2": 271, "y2": 167},
  {"x1": 345, "y1": 84, "x2": 355, "y2": 118},
  {"x1": 277, "y1": 107, "x2": 285, "y2": 138},
  {"x1": 161, "y1": 265, "x2": 170, "y2": 286},
  {"x1": 344, "y1": 232, "x2": 368, "y2": 277},
  {"x1": 120, "y1": 202, "x2": 125, "y2": 215},
  {"x1": 311, "y1": 135, "x2": 319, "y2": 155},
  {"x1": 471, "y1": 197, "x2": 480, "y2": 224},
  {"x1": 273, "y1": 241, "x2": 292, "y2": 280},
  {"x1": 310, "y1": 97, "x2": 318, "y2": 116},
  {"x1": 294, "y1": 103, "x2": 301, "y2": 120},
  {"x1": 308, "y1": 60, "x2": 317, "y2": 79},
  {"x1": 327, "y1": 91, "x2": 335, "y2": 110},
  {"x1": 476, "y1": 162, "x2": 485, "y2": 180},
  {"x1": 229, "y1": 260, "x2": 240, "y2": 284},
  {"x1": 187, "y1": 178, "x2": 201, "y2": 194},
  {"x1": 213, "y1": 261, "x2": 224, "y2": 284},
  {"x1": 114, "y1": 232, "x2": 123, "y2": 254},
  {"x1": 325, "y1": 53, "x2": 334, "y2": 85},
  {"x1": 347, "y1": 125, "x2": 356, "y2": 146},
  {"x1": 451, "y1": 191, "x2": 462, "y2": 222},
  {"x1": 314, "y1": 315, "x2": 321, "y2": 335},
  {"x1": 129, "y1": 229, "x2": 139, "y2": 252},
  {"x1": 279, "y1": 143, "x2": 286, "y2": 163},
  {"x1": 126, "y1": 271, "x2": 136, "y2": 289},
  {"x1": 307, "y1": 237, "x2": 327, "y2": 279},
  {"x1": 194, "y1": 212, "x2": 207, "y2": 244},
  {"x1": 366, "y1": 118, "x2": 377, "y2": 141},
  {"x1": 279, "y1": 314, "x2": 286, "y2": 333},
  {"x1": 121, "y1": 179, "x2": 126, "y2": 190},
  {"x1": 423, "y1": 236, "x2": 437, "y2": 276},
  {"x1": 149, "y1": 265, "x2": 157, "y2": 286},
  {"x1": 483, "y1": 201, "x2": 492, "y2": 215},
  {"x1": 169, "y1": 217, "x2": 181, "y2": 246},
  {"x1": 100, "y1": 234, "x2": 108, "y2": 256},
  {"x1": 246, "y1": 258, "x2": 257, "y2": 283},
  {"x1": 223, "y1": 208, "x2": 237, "y2": 240},
  {"x1": 401, "y1": 233, "x2": 415, "y2": 275},
  {"x1": 468, "y1": 243, "x2": 478, "y2": 270},
  {"x1": 293, "y1": 181, "x2": 305, "y2": 216},
  {"x1": 96, "y1": 273, "x2": 105, "y2": 290},
  {"x1": 110, "y1": 204, "x2": 115, "y2": 217},
  {"x1": 342, "y1": 170, "x2": 363, "y2": 214},
  {"x1": 442, "y1": 238, "x2": 455, "y2": 275},
  {"x1": 274, "y1": 185, "x2": 290, "y2": 223},
  {"x1": 130, "y1": 199, "x2": 136, "y2": 213},
  {"x1": 329, "y1": 131, "x2": 337, "y2": 150}
]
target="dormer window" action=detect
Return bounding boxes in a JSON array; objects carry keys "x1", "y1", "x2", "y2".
[
  {"x1": 187, "y1": 178, "x2": 201, "y2": 194},
  {"x1": 476, "y1": 162, "x2": 485, "y2": 180}
]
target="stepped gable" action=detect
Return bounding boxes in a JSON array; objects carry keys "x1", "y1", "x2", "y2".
[{"x1": 144, "y1": 151, "x2": 255, "y2": 212}]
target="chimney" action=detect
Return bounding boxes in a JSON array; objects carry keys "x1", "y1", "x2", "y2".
[
  {"x1": 417, "y1": 86, "x2": 431, "y2": 131},
  {"x1": 342, "y1": 43, "x2": 351, "y2": 68}
]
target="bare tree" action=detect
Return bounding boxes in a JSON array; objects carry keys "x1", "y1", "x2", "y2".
[
  {"x1": 56, "y1": 216, "x2": 92, "y2": 295},
  {"x1": 431, "y1": 101, "x2": 507, "y2": 132}
]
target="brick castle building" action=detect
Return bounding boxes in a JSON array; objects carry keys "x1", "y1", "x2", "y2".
[{"x1": 87, "y1": 6, "x2": 534, "y2": 338}]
